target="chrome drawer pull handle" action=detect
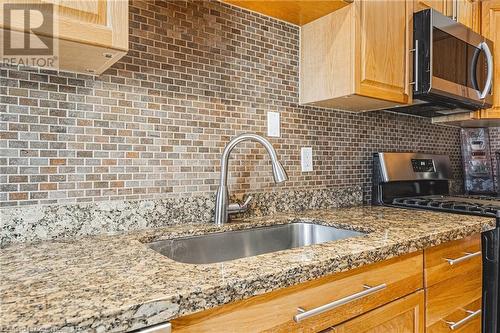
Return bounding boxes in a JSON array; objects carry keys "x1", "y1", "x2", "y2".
[
  {"x1": 444, "y1": 251, "x2": 481, "y2": 266},
  {"x1": 444, "y1": 309, "x2": 481, "y2": 330},
  {"x1": 293, "y1": 283, "x2": 387, "y2": 323}
]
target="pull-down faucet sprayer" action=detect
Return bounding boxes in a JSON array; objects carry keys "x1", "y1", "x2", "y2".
[{"x1": 214, "y1": 133, "x2": 288, "y2": 226}]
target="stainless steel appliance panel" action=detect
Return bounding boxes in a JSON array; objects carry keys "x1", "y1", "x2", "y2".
[{"x1": 377, "y1": 152, "x2": 452, "y2": 182}]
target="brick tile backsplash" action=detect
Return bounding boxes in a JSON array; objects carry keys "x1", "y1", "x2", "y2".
[{"x1": 0, "y1": 0, "x2": 472, "y2": 207}]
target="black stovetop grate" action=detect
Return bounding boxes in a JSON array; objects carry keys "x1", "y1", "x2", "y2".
[{"x1": 392, "y1": 197, "x2": 500, "y2": 217}]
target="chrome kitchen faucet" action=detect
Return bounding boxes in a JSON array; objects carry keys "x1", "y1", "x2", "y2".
[{"x1": 214, "y1": 133, "x2": 288, "y2": 226}]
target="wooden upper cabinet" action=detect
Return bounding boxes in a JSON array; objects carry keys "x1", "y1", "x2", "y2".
[
  {"x1": 221, "y1": 0, "x2": 353, "y2": 26},
  {"x1": 0, "y1": 0, "x2": 128, "y2": 74},
  {"x1": 42, "y1": 0, "x2": 128, "y2": 50},
  {"x1": 300, "y1": 0, "x2": 413, "y2": 111},
  {"x1": 456, "y1": 0, "x2": 481, "y2": 33},
  {"x1": 432, "y1": 110, "x2": 500, "y2": 127},
  {"x1": 416, "y1": 0, "x2": 446, "y2": 13},
  {"x1": 416, "y1": 0, "x2": 481, "y2": 33}
]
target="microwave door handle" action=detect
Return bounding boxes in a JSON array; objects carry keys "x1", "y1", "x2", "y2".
[
  {"x1": 479, "y1": 41, "x2": 493, "y2": 99},
  {"x1": 470, "y1": 47, "x2": 480, "y2": 91}
]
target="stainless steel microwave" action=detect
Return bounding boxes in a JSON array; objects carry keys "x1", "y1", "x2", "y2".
[{"x1": 413, "y1": 9, "x2": 494, "y2": 111}]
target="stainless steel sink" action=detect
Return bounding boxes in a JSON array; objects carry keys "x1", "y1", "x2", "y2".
[{"x1": 147, "y1": 222, "x2": 366, "y2": 264}]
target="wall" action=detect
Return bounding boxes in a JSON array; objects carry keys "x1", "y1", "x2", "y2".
[{"x1": 0, "y1": 0, "x2": 464, "y2": 208}]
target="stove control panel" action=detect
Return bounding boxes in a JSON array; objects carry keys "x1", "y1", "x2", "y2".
[{"x1": 411, "y1": 159, "x2": 435, "y2": 173}]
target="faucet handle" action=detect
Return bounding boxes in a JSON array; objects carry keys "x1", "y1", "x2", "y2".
[
  {"x1": 241, "y1": 195, "x2": 253, "y2": 208},
  {"x1": 227, "y1": 195, "x2": 253, "y2": 214}
]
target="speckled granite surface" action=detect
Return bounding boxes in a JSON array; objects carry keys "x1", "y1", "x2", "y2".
[
  {"x1": 0, "y1": 206, "x2": 495, "y2": 332},
  {"x1": 0, "y1": 187, "x2": 362, "y2": 248}
]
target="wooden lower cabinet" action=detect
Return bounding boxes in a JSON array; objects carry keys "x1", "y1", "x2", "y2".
[
  {"x1": 424, "y1": 235, "x2": 483, "y2": 333},
  {"x1": 424, "y1": 234, "x2": 482, "y2": 288},
  {"x1": 330, "y1": 291, "x2": 424, "y2": 333},
  {"x1": 426, "y1": 273, "x2": 482, "y2": 332},
  {"x1": 426, "y1": 298, "x2": 481, "y2": 333},
  {"x1": 172, "y1": 235, "x2": 483, "y2": 333},
  {"x1": 172, "y1": 252, "x2": 423, "y2": 333}
]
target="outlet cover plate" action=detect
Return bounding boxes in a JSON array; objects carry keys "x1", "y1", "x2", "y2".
[{"x1": 301, "y1": 147, "x2": 313, "y2": 172}]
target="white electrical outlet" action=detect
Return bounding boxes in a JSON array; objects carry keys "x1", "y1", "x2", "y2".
[
  {"x1": 267, "y1": 111, "x2": 280, "y2": 137},
  {"x1": 301, "y1": 147, "x2": 313, "y2": 172}
]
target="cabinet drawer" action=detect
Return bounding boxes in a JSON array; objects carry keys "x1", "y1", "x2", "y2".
[
  {"x1": 427, "y1": 298, "x2": 481, "y2": 333},
  {"x1": 424, "y1": 234, "x2": 482, "y2": 287},
  {"x1": 332, "y1": 291, "x2": 424, "y2": 333},
  {"x1": 426, "y1": 271, "x2": 482, "y2": 329},
  {"x1": 172, "y1": 252, "x2": 423, "y2": 333}
]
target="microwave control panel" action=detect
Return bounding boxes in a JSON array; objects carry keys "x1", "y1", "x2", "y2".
[{"x1": 411, "y1": 159, "x2": 435, "y2": 173}]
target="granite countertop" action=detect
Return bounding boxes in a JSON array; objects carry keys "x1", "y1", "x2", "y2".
[{"x1": 0, "y1": 206, "x2": 496, "y2": 332}]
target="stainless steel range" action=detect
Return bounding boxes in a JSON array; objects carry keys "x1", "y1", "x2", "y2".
[{"x1": 372, "y1": 152, "x2": 499, "y2": 333}]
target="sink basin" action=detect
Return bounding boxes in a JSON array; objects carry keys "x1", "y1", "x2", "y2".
[{"x1": 147, "y1": 222, "x2": 366, "y2": 264}]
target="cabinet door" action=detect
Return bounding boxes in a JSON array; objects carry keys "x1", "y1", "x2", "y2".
[
  {"x1": 417, "y1": 0, "x2": 480, "y2": 33},
  {"x1": 457, "y1": 0, "x2": 481, "y2": 33},
  {"x1": 482, "y1": 1, "x2": 500, "y2": 112},
  {"x1": 416, "y1": 0, "x2": 446, "y2": 13},
  {"x1": 46, "y1": 0, "x2": 109, "y2": 25},
  {"x1": 355, "y1": 0, "x2": 413, "y2": 105},
  {"x1": 0, "y1": 0, "x2": 128, "y2": 73},
  {"x1": 0, "y1": 0, "x2": 128, "y2": 50},
  {"x1": 424, "y1": 234, "x2": 481, "y2": 288},
  {"x1": 333, "y1": 291, "x2": 425, "y2": 333}
]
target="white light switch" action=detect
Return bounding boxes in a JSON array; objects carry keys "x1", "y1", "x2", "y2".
[
  {"x1": 301, "y1": 147, "x2": 313, "y2": 172},
  {"x1": 267, "y1": 111, "x2": 280, "y2": 137}
]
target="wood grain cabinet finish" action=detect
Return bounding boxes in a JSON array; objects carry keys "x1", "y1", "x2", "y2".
[
  {"x1": 171, "y1": 252, "x2": 423, "y2": 333},
  {"x1": 424, "y1": 235, "x2": 482, "y2": 333},
  {"x1": 427, "y1": 298, "x2": 482, "y2": 333},
  {"x1": 431, "y1": 109, "x2": 500, "y2": 127},
  {"x1": 455, "y1": 0, "x2": 481, "y2": 33},
  {"x1": 300, "y1": 0, "x2": 413, "y2": 111},
  {"x1": 426, "y1": 272, "x2": 482, "y2": 331},
  {"x1": 415, "y1": 0, "x2": 446, "y2": 13},
  {"x1": 424, "y1": 234, "x2": 482, "y2": 288},
  {"x1": 221, "y1": 0, "x2": 353, "y2": 26},
  {"x1": 0, "y1": 0, "x2": 128, "y2": 74},
  {"x1": 415, "y1": 0, "x2": 480, "y2": 31},
  {"x1": 332, "y1": 291, "x2": 425, "y2": 333},
  {"x1": 417, "y1": 0, "x2": 480, "y2": 33},
  {"x1": 481, "y1": 1, "x2": 500, "y2": 115}
]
